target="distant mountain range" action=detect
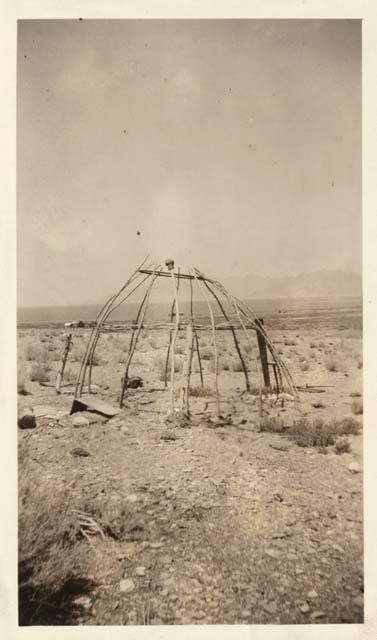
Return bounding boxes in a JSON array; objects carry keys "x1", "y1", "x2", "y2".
[{"x1": 220, "y1": 270, "x2": 362, "y2": 300}]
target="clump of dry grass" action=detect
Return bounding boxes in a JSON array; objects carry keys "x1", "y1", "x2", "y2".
[
  {"x1": 334, "y1": 437, "x2": 351, "y2": 455},
  {"x1": 29, "y1": 363, "x2": 50, "y2": 383},
  {"x1": 18, "y1": 443, "x2": 90, "y2": 624},
  {"x1": 290, "y1": 418, "x2": 336, "y2": 448},
  {"x1": 324, "y1": 354, "x2": 342, "y2": 372},
  {"x1": 351, "y1": 399, "x2": 363, "y2": 415},
  {"x1": 200, "y1": 347, "x2": 212, "y2": 361},
  {"x1": 299, "y1": 359, "x2": 310, "y2": 372},
  {"x1": 350, "y1": 391, "x2": 362, "y2": 398},
  {"x1": 284, "y1": 337, "x2": 297, "y2": 346},
  {"x1": 259, "y1": 415, "x2": 286, "y2": 434},
  {"x1": 189, "y1": 385, "x2": 214, "y2": 397}
]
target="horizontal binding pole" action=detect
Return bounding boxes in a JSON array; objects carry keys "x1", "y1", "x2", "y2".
[{"x1": 138, "y1": 269, "x2": 209, "y2": 281}]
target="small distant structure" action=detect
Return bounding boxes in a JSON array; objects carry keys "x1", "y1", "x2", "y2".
[{"x1": 64, "y1": 320, "x2": 85, "y2": 328}]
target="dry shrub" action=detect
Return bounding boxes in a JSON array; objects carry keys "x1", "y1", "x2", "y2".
[
  {"x1": 350, "y1": 391, "x2": 362, "y2": 398},
  {"x1": 231, "y1": 359, "x2": 245, "y2": 372},
  {"x1": 201, "y1": 347, "x2": 212, "y2": 360},
  {"x1": 351, "y1": 399, "x2": 363, "y2": 415},
  {"x1": 259, "y1": 416, "x2": 286, "y2": 434},
  {"x1": 18, "y1": 444, "x2": 90, "y2": 624},
  {"x1": 29, "y1": 363, "x2": 50, "y2": 383},
  {"x1": 335, "y1": 416, "x2": 361, "y2": 435},
  {"x1": 284, "y1": 337, "x2": 297, "y2": 346},
  {"x1": 290, "y1": 418, "x2": 336, "y2": 448},
  {"x1": 312, "y1": 400, "x2": 325, "y2": 409},
  {"x1": 189, "y1": 385, "x2": 214, "y2": 397},
  {"x1": 299, "y1": 359, "x2": 310, "y2": 372},
  {"x1": 324, "y1": 354, "x2": 342, "y2": 372},
  {"x1": 334, "y1": 437, "x2": 351, "y2": 455}
]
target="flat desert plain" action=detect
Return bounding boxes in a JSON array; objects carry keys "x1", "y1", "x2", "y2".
[{"x1": 17, "y1": 299, "x2": 363, "y2": 625}]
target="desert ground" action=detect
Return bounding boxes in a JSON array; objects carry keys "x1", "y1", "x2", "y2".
[{"x1": 17, "y1": 300, "x2": 363, "y2": 625}]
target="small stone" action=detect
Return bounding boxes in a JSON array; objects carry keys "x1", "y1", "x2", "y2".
[
  {"x1": 18, "y1": 407, "x2": 36, "y2": 429},
  {"x1": 295, "y1": 567, "x2": 304, "y2": 575},
  {"x1": 307, "y1": 589, "x2": 318, "y2": 599},
  {"x1": 240, "y1": 609, "x2": 251, "y2": 619},
  {"x1": 265, "y1": 548, "x2": 281, "y2": 559},
  {"x1": 310, "y1": 610, "x2": 326, "y2": 620},
  {"x1": 73, "y1": 595, "x2": 92, "y2": 610},
  {"x1": 119, "y1": 578, "x2": 135, "y2": 593},
  {"x1": 121, "y1": 426, "x2": 130, "y2": 434},
  {"x1": 300, "y1": 602, "x2": 310, "y2": 614},
  {"x1": 332, "y1": 544, "x2": 344, "y2": 553},
  {"x1": 126, "y1": 494, "x2": 138, "y2": 503},
  {"x1": 192, "y1": 610, "x2": 206, "y2": 619},
  {"x1": 263, "y1": 602, "x2": 277, "y2": 614},
  {"x1": 353, "y1": 594, "x2": 363, "y2": 608},
  {"x1": 348, "y1": 461, "x2": 361, "y2": 474},
  {"x1": 72, "y1": 414, "x2": 90, "y2": 427},
  {"x1": 70, "y1": 447, "x2": 90, "y2": 457},
  {"x1": 161, "y1": 587, "x2": 169, "y2": 596},
  {"x1": 135, "y1": 566, "x2": 146, "y2": 576},
  {"x1": 150, "y1": 542, "x2": 163, "y2": 549}
]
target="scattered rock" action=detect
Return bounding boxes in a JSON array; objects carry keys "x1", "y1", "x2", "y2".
[
  {"x1": 353, "y1": 594, "x2": 363, "y2": 608},
  {"x1": 150, "y1": 542, "x2": 164, "y2": 549},
  {"x1": 72, "y1": 414, "x2": 90, "y2": 428},
  {"x1": 269, "y1": 444, "x2": 290, "y2": 452},
  {"x1": 263, "y1": 602, "x2": 277, "y2": 614},
  {"x1": 307, "y1": 589, "x2": 318, "y2": 599},
  {"x1": 348, "y1": 461, "x2": 361, "y2": 474},
  {"x1": 126, "y1": 494, "x2": 138, "y2": 503},
  {"x1": 332, "y1": 543, "x2": 345, "y2": 553},
  {"x1": 310, "y1": 610, "x2": 326, "y2": 620},
  {"x1": 135, "y1": 566, "x2": 146, "y2": 576},
  {"x1": 160, "y1": 431, "x2": 178, "y2": 441},
  {"x1": 300, "y1": 602, "x2": 310, "y2": 614},
  {"x1": 126, "y1": 376, "x2": 143, "y2": 389},
  {"x1": 121, "y1": 426, "x2": 130, "y2": 434},
  {"x1": 70, "y1": 447, "x2": 90, "y2": 457},
  {"x1": 165, "y1": 411, "x2": 191, "y2": 429},
  {"x1": 240, "y1": 609, "x2": 251, "y2": 619},
  {"x1": 73, "y1": 595, "x2": 92, "y2": 610},
  {"x1": 18, "y1": 407, "x2": 36, "y2": 429},
  {"x1": 265, "y1": 548, "x2": 281, "y2": 559},
  {"x1": 119, "y1": 578, "x2": 135, "y2": 593}
]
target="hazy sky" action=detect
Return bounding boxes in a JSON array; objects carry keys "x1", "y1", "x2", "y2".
[{"x1": 17, "y1": 19, "x2": 361, "y2": 306}]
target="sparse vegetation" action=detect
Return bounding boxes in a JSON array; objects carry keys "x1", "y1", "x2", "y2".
[
  {"x1": 189, "y1": 385, "x2": 215, "y2": 397},
  {"x1": 351, "y1": 399, "x2": 363, "y2": 415},
  {"x1": 30, "y1": 363, "x2": 50, "y2": 383},
  {"x1": 334, "y1": 437, "x2": 351, "y2": 455}
]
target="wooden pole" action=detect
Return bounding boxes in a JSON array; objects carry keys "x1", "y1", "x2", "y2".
[
  {"x1": 169, "y1": 268, "x2": 180, "y2": 415},
  {"x1": 191, "y1": 268, "x2": 221, "y2": 418},
  {"x1": 55, "y1": 333, "x2": 72, "y2": 394},
  {"x1": 164, "y1": 268, "x2": 181, "y2": 388},
  {"x1": 255, "y1": 318, "x2": 271, "y2": 388},
  {"x1": 119, "y1": 268, "x2": 160, "y2": 407},
  {"x1": 180, "y1": 321, "x2": 194, "y2": 413},
  {"x1": 189, "y1": 276, "x2": 204, "y2": 387},
  {"x1": 200, "y1": 277, "x2": 250, "y2": 392}
]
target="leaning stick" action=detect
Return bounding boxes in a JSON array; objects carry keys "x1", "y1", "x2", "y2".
[
  {"x1": 190, "y1": 277, "x2": 204, "y2": 387},
  {"x1": 195, "y1": 271, "x2": 263, "y2": 410},
  {"x1": 191, "y1": 268, "x2": 220, "y2": 418},
  {"x1": 200, "y1": 277, "x2": 250, "y2": 392},
  {"x1": 84, "y1": 267, "x2": 154, "y2": 395},
  {"x1": 75, "y1": 257, "x2": 150, "y2": 397},
  {"x1": 164, "y1": 268, "x2": 181, "y2": 388},
  {"x1": 119, "y1": 267, "x2": 161, "y2": 407},
  {"x1": 55, "y1": 333, "x2": 72, "y2": 394},
  {"x1": 169, "y1": 268, "x2": 180, "y2": 415}
]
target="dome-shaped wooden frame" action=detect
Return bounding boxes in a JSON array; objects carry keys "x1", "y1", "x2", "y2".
[{"x1": 73, "y1": 258, "x2": 299, "y2": 418}]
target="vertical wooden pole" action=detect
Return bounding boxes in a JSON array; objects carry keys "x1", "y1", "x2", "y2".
[
  {"x1": 191, "y1": 269, "x2": 221, "y2": 418},
  {"x1": 169, "y1": 269, "x2": 180, "y2": 415},
  {"x1": 180, "y1": 322, "x2": 194, "y2": 413},
  {"x1": 256, "y1": 318, "x2": 271, "y2": 388},
  {"x1": 189, "y1": 276, "x2": 204, "y2": 387},
  {"x1": 55, "y1": 333, "x2": 72, "y2": 394}
]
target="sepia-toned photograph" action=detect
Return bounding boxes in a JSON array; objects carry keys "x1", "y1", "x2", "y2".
[{"x1": 17, "y1": 19, "x2": 362, "y2": 626}]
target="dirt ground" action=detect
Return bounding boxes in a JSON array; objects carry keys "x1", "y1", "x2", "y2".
[{"x1": 17, "y1": 304, "x2": 363, "y2": 625}]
